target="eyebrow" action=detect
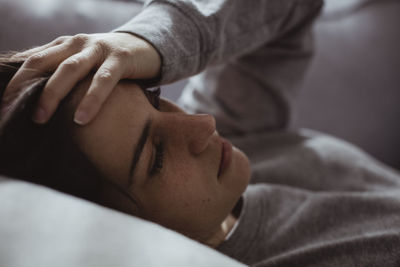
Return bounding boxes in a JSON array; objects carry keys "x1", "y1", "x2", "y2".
[{"x1": 129, "y1": 118, "x2": 151, "y2": 186}]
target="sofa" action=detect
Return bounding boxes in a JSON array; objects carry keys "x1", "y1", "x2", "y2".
[
  {"x1": 0, "y1": 0, "x2": 399, "y2": 266},
  {"x1": 1, "y1": 0, "x2": 399, "y2": 169}
]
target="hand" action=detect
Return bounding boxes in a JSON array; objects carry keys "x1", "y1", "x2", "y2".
[{"x1": 4, "y1": 32, "x2": 161, "y2": 125}]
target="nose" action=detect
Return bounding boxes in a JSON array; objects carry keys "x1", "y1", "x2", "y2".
[{"x1": 168, "y1": 113, "x2": 216, "y2": 155}]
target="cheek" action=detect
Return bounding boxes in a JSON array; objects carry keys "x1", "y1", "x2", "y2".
[
  {"x1": 139, "y1": 158, "x2": 237, "y2": 239},
  {"x1": 162, "y1": 160, "x2": 214, "y2": 202},
  {"x1": 161, "y1": 147, "x2": 215, "y2": 190},
  {"x1": 143, "y1": 159, "x2": 216, "y2": 213}
]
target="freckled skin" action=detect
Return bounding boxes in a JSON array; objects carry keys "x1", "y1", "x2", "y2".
[{"x1": 71, "y1": 76, "x2": 251, "y2": 244}]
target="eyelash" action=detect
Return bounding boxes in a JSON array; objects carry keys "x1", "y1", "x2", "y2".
[
  {"x1": 150, "y1": 142, "x2": 164, "y2": 176},
  {"x1": 144, "y1": 87, "x2": 164, "y2": 176}
]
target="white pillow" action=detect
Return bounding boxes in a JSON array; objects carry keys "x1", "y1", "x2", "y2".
[{"x1": 0, "y1": 177, "x2": 246, "y2": 267}]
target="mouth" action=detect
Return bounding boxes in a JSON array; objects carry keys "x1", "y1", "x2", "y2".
[{"x1": 217, "y1": 137, "x2": 233, "y2": 178}]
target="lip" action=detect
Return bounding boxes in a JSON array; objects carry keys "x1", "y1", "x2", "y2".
[{"x1": 217, "y1": 137, "x2": 233, "y2": 178}]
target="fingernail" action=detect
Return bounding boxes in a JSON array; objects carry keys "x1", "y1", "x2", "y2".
[
  {"x1": 74, "y1": 110, "x2": 89, "y2": 125},
  {"x1": 33, "y1": 107, "x2": 47, "y2": 123}
]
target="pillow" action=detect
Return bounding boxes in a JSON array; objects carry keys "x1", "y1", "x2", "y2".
[{"x1": 0, "y1": 176, "x2": 246, "y2": 267}]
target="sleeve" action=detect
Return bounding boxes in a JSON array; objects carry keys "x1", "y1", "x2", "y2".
[
  {"x1": 177, "y1": 2, "x2": 323, "y2": 136},
  {"x1": 114, "y1": 0, "x2": 323, "y2": 85}
]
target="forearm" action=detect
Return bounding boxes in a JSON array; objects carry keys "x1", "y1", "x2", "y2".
[
  {"x1": 179, "y1": 30, "x2": 317, "y2": 136},
  {"x1": 114, "y1": 0, "x2": 323, "y2": 84},
  {"x1": 177, "y1": 7, "x2": 322, "y2": 135}
]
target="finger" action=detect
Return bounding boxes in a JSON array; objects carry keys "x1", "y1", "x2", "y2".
[
  {"x1": 5, "y1": 34, "x2": 89, "y2": 96},
  {"x1": 1, "y1": 44, "x2": 67, "y2": 113},
  {"x1": 13, "y1": 36, "x2": 70, "y2": 59},
  {"x1": 5, "y1": 41, "x2": 77, "y2": 96},
  {"x1": 32, "y1": 47, "x2": 102, "y2": 123},
  {"x1": 74, "y1": 57, "x2": 124, "y2": 125}
]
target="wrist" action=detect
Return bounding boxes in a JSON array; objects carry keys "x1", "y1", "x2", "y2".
[{"x1": 114, "y1": 32, "x2": 162, "y2": 80}]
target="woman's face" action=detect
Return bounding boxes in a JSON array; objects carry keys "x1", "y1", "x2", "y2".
[{"x1": 72, "y1": 78, "x2": 250, "y2": 242}]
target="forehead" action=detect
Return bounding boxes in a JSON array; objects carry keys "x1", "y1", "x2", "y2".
[{"x1": 71, "y1": 77, "x2": 149, "y2": 186}]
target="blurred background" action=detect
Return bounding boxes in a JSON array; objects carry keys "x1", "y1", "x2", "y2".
[{"x1": 0, "y1": 0, "x2": 399, "y2": 170}]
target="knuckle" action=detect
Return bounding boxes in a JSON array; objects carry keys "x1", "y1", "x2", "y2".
[
  {"x1": 93, "y1": 40, "x2": 109, "y2": 53},
  {"x1": 54, "y1": 35, "x2": 70, "y2": 44},
  {"x1": 94, "y1": 39, "x2": 107, "y2": 47},
  {"x1": 92, "y1": 43, "x2": 103, "y2": 54},
  {"x1": 61, "y1": 57, "x2": 81, "y2": 71},
  {"x1": 95, "y1": 39, "x2": 114, "y2": 52},
  {"x1": 91, "y1": 44, "x2": 105, "y2": 60},
  {"x1": 26, "y1": 52, "x2": 48, "y2": 66},
  {"x1": 94, "y1": 42, "x2": 109, "y2": 62},
  {"x1": 71, "y1": 33, "x2": 89, "y2": 45},
  {"x1": 96, "y1": 69, "x2": 113, "y2": 82}
]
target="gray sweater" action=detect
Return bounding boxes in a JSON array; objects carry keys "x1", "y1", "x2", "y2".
[{"x1": 115, "y1": 0, "x2": 400, "y2": 265}]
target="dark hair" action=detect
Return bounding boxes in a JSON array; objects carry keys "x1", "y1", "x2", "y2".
[{"x1": 0, "y1": 52, "x2": 115, "y2": 207}]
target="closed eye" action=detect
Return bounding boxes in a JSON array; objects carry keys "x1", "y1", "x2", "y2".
[
  {"x1": 149, "y1": 141, "x2": 164, "y2": 176},
  {"x1": 143, "y1": 87, "x2": 164, "y2": 177}
]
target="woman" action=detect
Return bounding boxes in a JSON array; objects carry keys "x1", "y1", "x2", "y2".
[
  {"x1": 0, "y1": 59, "x2": 249, "y2": 246},
  {"x1": 1, "y1": 0, "x2": 400, "y2": 265}
]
